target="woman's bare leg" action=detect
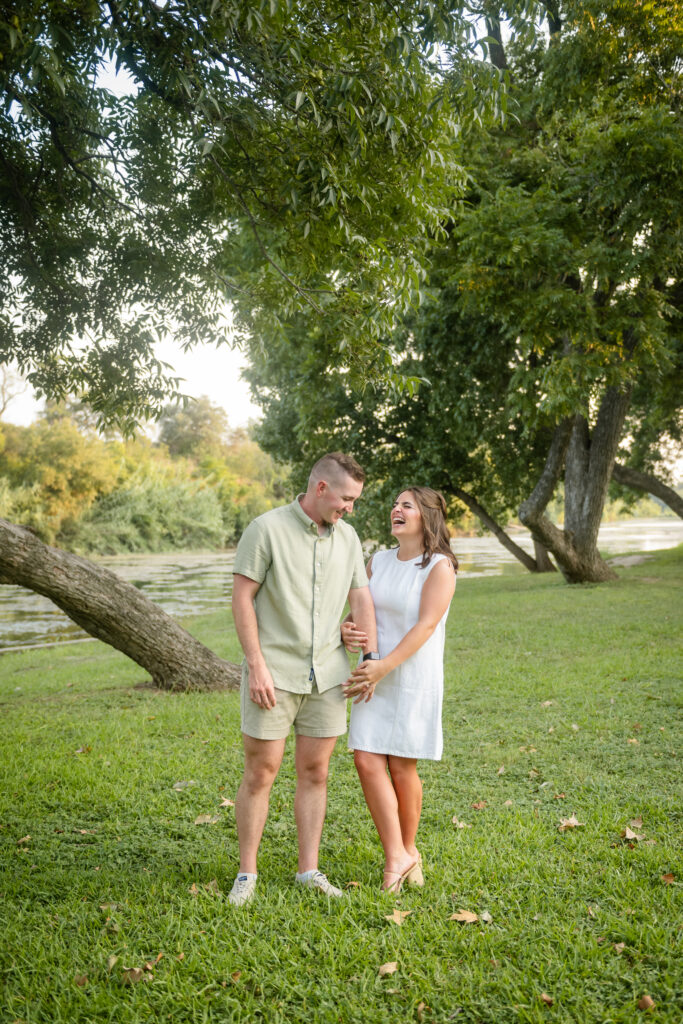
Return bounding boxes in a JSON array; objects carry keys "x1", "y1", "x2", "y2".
[
  {"x1": 387, "y1": 755, "x2": 422, "y2": 858},
  {"x1": 354, "y1": 750, "x2": 416, "y2": 880}
]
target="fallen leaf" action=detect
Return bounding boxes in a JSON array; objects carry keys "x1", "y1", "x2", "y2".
[
  {"x1": 571, "y1": 723, "x2": 579, "y2": 732},
  {"x1": 194, "y1": 814, "x2": 219, "y2": 825},
  {"x1": 471, "y1": 801, "x2": 487, "y2": 810},
  {"x1": 661, "y1": 873, "x2": 674, "y2": 885},
  {"x1": 384, "y1": 908, "x2": 412, "y2": 926},
  {"x1": 452, "y1": 816, "x2": 472, "y2": 829},
  {"x1": 540, "y1": 992, "x2": 554, "y2": 1006},
  {"x1": 17, "y1": 835, "x2": 30, "y2": 844},
  {"x1": 497, "y1": 765, "x2": 505, "y2": 775},
  {"x1": 548, "y1": 727, "x2": 554, "y2": 733},
  {"x1": 450, "y1": 910, "x2": 478, "y2": 924},
  {"x1": 627, "y1": 738, "x2": 639, "y2": 745},
  {"x1": 558, "y1": 815, "x2": 584, "y2": 832},
  {"x1": 75, "y1": 745, "x2": 91, "y2": 754},
  {"x1": 504, "y1": 800, "x2": 513, "y2": 806},
  {"x1": 189, "y1": 883, "x2": 200, "y2": 896},
  {"x1": 596, "y1": 936, "x2": 605, "y2": 943},
  {"x1": 106, "y1": 955, "x2": 119, "y2": 971},
  {"x1": 378, "y1": 961, "x2": 398, "y2": 977},
  {"x1": 629, "y1": 817, "x2": 643, "y2": 829},
  {"x1": 204, "y1": 879, "x2": 220, "y2": 893},
  {"x1": 480, "y1": 911, "x2": 493, "y2": 924},
  {"x1": 541, "y1": 700, "x2": 553, "y2": 707},
  {"x1": 529, "y1": 746, "x2": 537, "y2": 753},
  {"x1": 553, "y1": 793, "x2": 566, "y2": 800},
  {"x1": 74, "y1": 974, "x2": 88, "y2": 987},
  {"x1": 121, "y1": 967, "x2": 145, "y2": 985},
  {"x1": 144, "y1": 961, "x2": 155, "y2": 971},
  {"x1": 613, "y1": 942, "x2": 625, "y2": 954},
  {"x1": 219, "y1": 798, "x2": 235, "y2": 808},
  {"x1": 637, "y1": 994, "x2": 655, "y2": 1010},
  {"x1": 632, "y1": 722, "x2": 642, "y2": 731},
  {"x1": 519, "y1": 746, "x2": 527, "y2": 752},
  {"x1": 621, "y1": 827, "x2": 645, "y2": 842},
  {"x1": 587, "y1": 905, "x2": 596, "y2": 918},
  {"x1": 345, "y1": 880, "x2": 360, "y2": 888},
  {"x1": 231, "y1": 970, "x2": 242, "y2": 982},
  {"x1": 417, "y1": 1001, "x2": 427, "y2": 1021},
  {"x1": 77, "y1": 829, "x2": 96, "y2": 834},
  {"x1": 176, "y1": 953, "x2": 185, "y2": 961},
  {"x1": 155, "y1": 952, "x2": 163, "y2": 963},
  {"x1": 529, "y1": 768, "x2": 539, "y2": 778}
]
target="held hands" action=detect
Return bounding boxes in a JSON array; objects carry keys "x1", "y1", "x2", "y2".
[
  {"x1": 248, "y1": 663, "x2": 277, "y2": 710},
  {"x1": 340, "y1": 620, "x2": 368, "y2": 652},
  {"x1": 342, "y1": 658, "x2": 388, "y2": 704}
]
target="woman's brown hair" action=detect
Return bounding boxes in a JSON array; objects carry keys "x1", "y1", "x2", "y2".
[{"x1": 399, "y1": 486, "x2": 458, "y2": 572}]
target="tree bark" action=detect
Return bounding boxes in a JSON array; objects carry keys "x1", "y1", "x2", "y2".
[
  {"x1": 520, "y1": 389, "x2": 632, "y2": 583},
  {"x1": 612, "y1": 462, "x2": 683, "y2": 519},
  {"x1": 0, "y1": 518, "x2": 241, "y2": 691},
  {"x1": 445, "y1": 479, "x2": 547, "y2": 572},
  {"x1": 533, "y1": 539, "x2": 557, "y2": 572}
]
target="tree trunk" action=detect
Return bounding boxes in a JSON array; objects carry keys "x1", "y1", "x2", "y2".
[
  {"x1": 0, "y1": 518, "x2": 241, "y2": 691},
  {"x1": 533, "y1": 539, "x2": 557, "y2": 572},
  {"x1": 612, "y1": 462, "x2": 683, "y2": 519},
  {"x1": 520, "y1": 389, "x2": 632, "y2": 583},
  {"x1": 446, "y1": 479, "x2": 548, "y2": 572}
]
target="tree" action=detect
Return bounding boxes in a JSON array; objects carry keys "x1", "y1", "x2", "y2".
[
  {"x1": 244, "y1": 1, "x2": 683, "y2": 582},
  {"x1": 0, "y1": 0, "x2": 526, "y2": 427}
]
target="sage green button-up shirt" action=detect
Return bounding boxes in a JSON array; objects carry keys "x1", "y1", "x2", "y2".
[{"x1": 233, "y1": 498, "x2": 369, "y2": 694}]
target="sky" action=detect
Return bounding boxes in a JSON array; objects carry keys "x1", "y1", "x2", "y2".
[{"x1": 3, "y1": 341, "x2": 262, "y2": 429}]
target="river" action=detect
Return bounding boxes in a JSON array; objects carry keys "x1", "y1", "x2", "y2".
[{"x1": 1, "y1": 518, "x2": 681, "y2": 652}]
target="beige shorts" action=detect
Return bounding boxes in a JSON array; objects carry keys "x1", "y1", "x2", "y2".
[{"x1": 240, "y1": 677, "x2": 347, "y2": 740}]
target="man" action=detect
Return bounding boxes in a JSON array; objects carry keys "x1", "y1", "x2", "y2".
[{"x1": 228, "y1": 452, "x2": 378, "y2": 905}]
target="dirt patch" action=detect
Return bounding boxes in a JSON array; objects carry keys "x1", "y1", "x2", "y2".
[{"x1": 608, "y1": 554, "x2": 654, "y2": 567}]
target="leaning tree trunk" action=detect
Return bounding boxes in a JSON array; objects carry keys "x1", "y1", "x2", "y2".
[
  {"x1": 519, "y1": 387, "x2": 632, "y2": 583},
  {"x1": 0, "y1": 518, "x2": 241, "y2": 691},
  {"x1": 612, "y1": 462, "x2": 683, "y2": 519},
  {"x1": 445, "y1": 478, "x2": 553, "y2": 572}
]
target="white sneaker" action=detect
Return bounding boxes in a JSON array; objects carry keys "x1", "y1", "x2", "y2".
[
  {"x1": 228, "y1": 873, "x2": 257, "y2": 906},
  {"x1": 295, "y1": 870, "x2": 343, "y2": 898}
]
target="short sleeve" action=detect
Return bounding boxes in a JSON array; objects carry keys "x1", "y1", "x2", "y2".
[
  {"x1": 349, "y1": 533, "x2": 369, "y2": 590},
  {"x1": 233, "y1": 517, "x2": 271, "y2": 584}
]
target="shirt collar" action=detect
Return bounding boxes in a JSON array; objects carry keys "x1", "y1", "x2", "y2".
[{"x1": 290, "y1": 495, "x2": 333, "y2": 536}]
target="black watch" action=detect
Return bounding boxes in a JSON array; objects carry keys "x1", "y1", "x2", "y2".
[{"x1": 362, "y1": 651, "x2": 380, "y2": 662}]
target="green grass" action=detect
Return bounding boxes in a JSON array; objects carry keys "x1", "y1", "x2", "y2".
[{"x1": 1, "y1": 547, "x2": 681, "y2": 1023}]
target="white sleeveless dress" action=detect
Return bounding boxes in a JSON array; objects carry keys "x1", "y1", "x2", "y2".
[{"x1": 348, "y1": 548, "x2": 453, "y2": 760}]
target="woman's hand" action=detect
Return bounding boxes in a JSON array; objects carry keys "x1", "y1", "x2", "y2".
[
  {"x1": 341, "y1": 620, "x2": 368, "y2": 652},
  {"x1": 342, "y1": 658, "x2": 389, "y2": 703}
]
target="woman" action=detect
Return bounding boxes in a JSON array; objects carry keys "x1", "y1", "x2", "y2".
[{"x1": 342, "y1": 487, "x2": 457, "y2": 892}]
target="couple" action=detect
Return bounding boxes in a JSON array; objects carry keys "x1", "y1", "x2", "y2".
[{"x1": 228, "y1": 452, "x2": 457, "y2": 906}]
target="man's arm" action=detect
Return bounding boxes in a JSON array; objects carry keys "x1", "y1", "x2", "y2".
[
  {"x1": 232, "y1": 573, "x2": 277, "y2": 710},
  {"x1": 347, "y1": 585, "x2": 378, "y2": 655}
]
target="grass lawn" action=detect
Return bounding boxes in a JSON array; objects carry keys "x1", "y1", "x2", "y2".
[{"x1": 0, "y1": 547, "x2": 681, "y2": 1023}]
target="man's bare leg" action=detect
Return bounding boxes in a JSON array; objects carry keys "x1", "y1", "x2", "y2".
[
  {"x1": 294, "y1": 735, "x2": 338, "y2": 873},
  {"x1": 234, "y1": 734, "x2": 286, "y2": 873}
]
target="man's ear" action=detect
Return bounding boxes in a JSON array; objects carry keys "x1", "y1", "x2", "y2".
[{"x1": 316, "y1": 479, "x2": 328, "y2": 496}]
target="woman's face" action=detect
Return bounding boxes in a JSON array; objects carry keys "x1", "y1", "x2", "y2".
[{"x1": 390, "y1": 490, "x2": 423, "y2": 541}]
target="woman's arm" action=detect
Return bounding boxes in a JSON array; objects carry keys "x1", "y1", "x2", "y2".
[{"x1": 343, "y1": 559, "x2": 455, "y2": 691}]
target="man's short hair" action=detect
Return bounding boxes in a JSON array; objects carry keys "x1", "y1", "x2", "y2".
[{"x1": 310, "y1": 452, "x2": 365, "y2": 485}]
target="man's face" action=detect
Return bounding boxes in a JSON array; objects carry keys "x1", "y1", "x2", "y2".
[{"x1": 317, "y1": 472, "x2": 364, "y2": 526}]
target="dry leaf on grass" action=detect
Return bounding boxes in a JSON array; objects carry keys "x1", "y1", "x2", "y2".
[
  {"x1": 450, "y1": 909, "x2": 478, "y2": 924},
  {"x1": 121, "y1": 967, "x2": 147, "y2": 985},
  {"x1": 661, "y1": 873, "x2": 674, "y2": 884},
  {"x1": 627, "y1": 738, "x2": 639, "y2": 745},
  {"x1": 74, "y1": 974, "x2": 88, "y2": 987},
  {"x1": 558, "y1": 815, "x2": 584, "y2": 832},
  {"x1": 106, "y1": 955, "x2": 118, "y2": 971},
  {"x1": 629, "y1": 816, "x2": 643, "y2": 829},
  {"x1": 176, "y1": 952, "x2": 185, "y2": 961},
  {"x1": 17, "y1": 836, "x2": 30, "y2": 844},
  {"x1": 75, "y1": 746, "x2": 91, "y2": 754},
  {"x1": 230, "y1": 971, "x2": 242, "y2": 982},
  {"x1": 384, "y1": 909, "x2": 412, "y2": 926},
  {"x1": 219, "y1": 798, "x2": 235, "y2": 808},
  {"x1": 480, "y1": 911, "x2": 493, "y2": 924},
  {"x1": 621, "y1": 827, "x2": 645, "y2": 842},
  {"x1": 587, "y1": 905, "x2": 596, "y2": 918},
  {"x1": 553, "y1": 793, "x2": 566, "y2": 800},
  {"x1": 204, "y1": 879, "x2": 220, "y2": 893},
  {"x1": 497, "y1": 765, "x2": 505, "y2": 775},
  {"x1": 613, "y1": 942, "x2": 625, "y2": 954},
  {"x1": 541, "y1": 700, "x2": 553, "y2": 707},
  {"x1": 417, "y1": 1001, "x2": 428, "y2": 1021},
  {"x1": 378, "y1": 961, "x2": 398, "y2": 977},
  {"x1": 452, "y1": 816, "x2": 472, "y2": 829},
  {"x1": 345, "y1": 880, "x2": 360, "y2": 888},
  {"x1": 471, "y1": 801, "x2": 487, "y2": 810},
  {"x1": 189, "y1": 883, "x2": 200, "y2": 896},
  {"x1": 637, "y1": 995, "x2": 655, "y2": 1011},
  {"x1": 194, "y1": 814, "x2": 219, "y2": 825},
  {"x1": 539, "y1": 992, "x2": 554, "y2": 1006},
  {"x1": 504, "y1": 800, "x2": 513, "y2": 807}
]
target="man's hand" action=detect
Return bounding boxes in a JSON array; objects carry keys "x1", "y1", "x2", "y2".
[
  {"x1": 248, "y1": 663, "x2": 277, "y2": 710},
  {"x1": 342, "y1": 658, "x2": 388, "y2": 704}
]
